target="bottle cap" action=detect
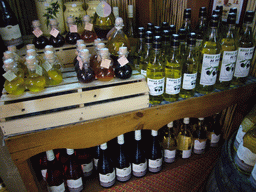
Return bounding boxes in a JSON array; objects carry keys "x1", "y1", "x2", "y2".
[
  {"x1": 115, "y1": 17, "x2": 124, "y2": 28},
  {"x1": 153, "y1": 36, "x2": 162, "y2": 48},
  {"x1": 26, "y1": 44, "x2": 36, "y2": 50},
  {"x1": 128, "y1": 5, "x2": 133, "y2": 18},
  {"x1": 147, "y1": 23, "x2": 154, "y2": 31},
  {"x1": 171, "y1": 34, "x2": 179, "y2": 46},
  {"x1": 169, "y1": 24, "x2": 176, "y2": 34},
  {"x1": 66, "y1": 16, "x2": 75, "y2": 24},
  {"x1": 138, "y1": 27, "x2": 145, "y2": 38},
  {"x1": 227, "y1": 12, "x2": 236, "y2": 24},
  {"x1": 80, "y1": 49, "x2": 90, "y2": 58},
  {"x1": 7, "y1": 45, "x2": 17, "y2": 52},
  {"x1": 45, "y1": 51, "x2": 55, "y2": 60},
  {"x1": 198, "y1": 117, "x2": 204, "y2": 120},
  {"x1": 244, "y1": 11, "x2": 255, "y2": 23},
  {"x1": 135, "y1": 130, "x2": 141, "y2": 140},
  {"x1": 32, "y1": 20, "x2": 41, "y2": 27},
  {"x1": 45, "y1": 45, "x2": 54, "y2": 52},
  {"x1": 3, "y1": 51, "x2": 13, "y2": 59},
  {"x1": 4, "y1": 59, "x2": 14, "y2": 68},
  {"x1": 26, "y1": 49, "x2": 36, "y2": 57},
  {"x1": 183, "y1": 117, "x2": 190, "y2": 124},
  {"x1": 229, "y1": 7, "x2": 237, "y2": 15},
  {"x1": 83, "y1": 15, "x2": 91, "y2": 22},
  {"x1": 97, "y1": 43, "x2": 105, "y2": 50},
  {"x1": 117, "y1": 134, "x2": 124, "y2": 144},
  {"x1": 213, "y1": 9, "x2": 221, "y2": 17},
  {"x1": 162, "y1": 21, "x2": 169, "y2": 30},
  {"x1": 66, "y1": 148, "x2": 74, "y2": 155},
  {"x1": 100, "y1": 143, "x2": 107, "y2": 150},
  {"x1": 49, "y1": 19, "x2": 58, "y2": 26},
  {"x1": 151, "y1": 130, "x2": 158, "y2": 136},
  {"x1": 113, "y1": 7, "x2": 119, "y2": 18},
  {"x1": 167, "y1": 121, "x2": 173, "y2": 128},
  {"x1": 119, "y1": 46, "x2": 128, "y2": 55},
  {"x1": 184, "y1": 8, "x2": 191, "y2": 18},
  {"x1": 77, "y1": 44, "x2": 86, "y2": 51},
  {"x1": 154, "y1": 26, "x2": 162, "y2": 36},
  {"x1": 46, "y1": 150, "x2": 55, "y2": 161},
  {"x1": 210, "y1": 15, "x2": 219, "y2": 27},
  {"x1": 94, "y1": 38, "x2": 102, "y2": 46},
  {"x1": 178, "y1": 28, "x2": 186, "y2": 40},
  {"x1": 187, "y1": 32, "x2": 196, "y2": 45},
  {"x1": 26, "y1": 56, "x2": 36, "y2": 66}
]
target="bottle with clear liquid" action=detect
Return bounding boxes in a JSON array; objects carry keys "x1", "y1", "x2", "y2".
[
  {"x1": 232, "y1": 11, "x2": 255, "y2": 85},
  {"x1": 81, "y1": 15, "x2": 98, "y2": 43},
  {"x1": 178, "y1": 28, "x2": 187, "y2": 57},
  {"x1": 180, "y1": 32, "x2": 198, "y2": 99},
  {"x1": 147, "y1": 36, "x2": 165, "y2": 105},
  {"x1": 162, "y1": 29, "x2": 171, "y2": 64},
  {"x1": 115, "y1": 47, "x2": 132, "y2": 79},
  {"x1": 196, "y1": 7, "x2": 207, "y2": 48},
  {"x1": 216, "y1": 13, "x2": 237, "y2": 89},
  {"x1": 133, "y1": 27, "x2": 145, "y2": 73},
  {"x1": 32, "y1": 20, "x2": 49, "y2": 49},
  {"x1": 196, "y1": 15, "x2": 221, "y2": 94},
  {"x1": 164, "y1": 34, "x2": 182, "y2": 102},
  {"x1": 177, "y1": 117, "x2": 193, "y2": 158},
  {"x1": 193, "y1": 117, "x2": 207, "y2": 154},
  {"x1": 65, "y1": 16, "x2": 80, "y2": 45},
  {"x1": 207, "y1": 113, "x2": 221, "y2": 147},
  {"x1": 49, "y1": 18, "x2": 65, "y2": 48}
]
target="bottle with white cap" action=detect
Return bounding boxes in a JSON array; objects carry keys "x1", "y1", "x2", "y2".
[
  {"x1": 65, "y1": 16, "x2": 80, "y2": 45},
  {"x1": 32, "y1": 20, "x2": 49, "y2": 49},
  {"x1": 49, "y1": 18, "x2": 65, "y2": 48},
  {"x1": 114, "y1": 46, "x2": 132, "y2": 79},
  {"x1": 81, "y1": 15, "x2": 98, "y2": 43},
  {"x1": 193, "y1": 117, "x2": 207, "y2": 154}
]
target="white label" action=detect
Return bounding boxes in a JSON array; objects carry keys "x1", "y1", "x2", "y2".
[
  {"x1": 148, "y1": 158, "x2": 162, "y2": 168},
  {"x1": 200, "y1": 54, "x2": 220, "y2": 85},
  {"x1": 82, "y1": 161, "x2": 93, "y2": 173},
  {"x1": 48, "y1": 182, "x2": 65, "y2": 192},
  {"x1": 116, "y1": 165, "x2": 131, "y2": 177},
  {"x1": 0, "y1": 25, "x2": 22, "y2": 41},
  {"x1": 165, "y1": 77, "x2": 181, "y2": 95},
  {"x1": 33, "y1": 28, "x2": 43, "y2": 38},
  {"x1": 164, "y1": 149, "x2": 176, "y2": 159},
  {"x1": 219, "y1": 51, "x2": 237, "y2": 82},
  {"x1": 237, "y1": 142, "x2": 256, "y2": 166},
  {"x1": 194, "y1": 139, "x2": 207, "y2": 150},
  {"x1": 50, "y1": 28, "x2": 60, "y2": 38},
  {"x1": 141, "y1": 69, "x2": 147, "y2": 77},
  {"x1": 252, "y1": 164, "x2": 256, "y2": 179},
  {"x1": 3, "y1": 71, "x2": 17, "y2": 82},
  {"x1": 100, "y1": 59, "x2": 111, "y2": 69},
  {"x1": 234, "y1": 47, "x2": 254, "y2": 78},
  {"x1": 182, "y1": 149, "x2": 192, "y2": 158},
  {"x1": 99, "y1": 170, "x2": 115, "y2": 183},
  {"x1": 147, "y1": 78, "x2": 165, "y2": 96},
  {"x1": 211, "y1": 133, "x2": 221, "y2": 143},
  {"x1": 132, "y1": 161, "x2": 147, "y2": 172},
  {"x1": 42, "y1": 62, "x2": 52, "y2": 72},
  {"x1": 84, "y1": 23, "x2": 93, "y2": 31},
  {"x1": 235, "y1": 125, "x2": 246, "y2": 145},
  {"x1": 41, "y1": 169, "x2": 47, "y2": 178},
  {"x1": 182, "y1": 73, "x2": 197, "y2": 90},
  {"x1": 66, "y1": 177, "x2": 83, "y2": 188}
]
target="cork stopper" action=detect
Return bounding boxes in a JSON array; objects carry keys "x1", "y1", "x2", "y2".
[
  {"x1": 26, "y1": 56, "x2": 36, "y2": 67},
  {"x1": 3, "y1": 51, "x2": 14, "y2": 59},
  {"x1": 66, "y1": 16, "x2": 75, "y2": 24},
  {"x1": 45, "y1": 51, "x2": 55, "y2": 60},
  {"x1": 77, "y1": 44, "x2": 86, "y2": 51},
  {"x1": 97, "y1": 43, "x2": 105, "y2": 49},
  {"x1": 4, "y1": 59, "x2": 14, "y2": 68},
  {"x1": 7, "y1": 45, "x2": 17, "y2": 52},
  {"x1": 100, "y1": 48, "x2": 109, "y2": 56},
  {"x1": 80, "y1": 49, "x2": 90, "y2": 58},
  {"x1": 26, "y1": 44, "x2": 36, "y2": 50},
  {"x1": 167, "y1": 121, "x2": 173, "y2": 128},
  {"x1": 118, "y1": 46, "x2": 127, "y2": 55},
  {"x1": 127, "y1": 5, "x2": 133, "y2": 18},
  {"x1": 26, "y1": 49, "x2": 36, "y2": 57},
  {"x1": 49, "y1": 18, "x2": 58, "y2": 26},
  {"x1": 32, "y1": 20, "x2": 41, "y2": 27},
  {"x1": 83, "y1": 15, "x2": 91, "y2": 22},
  {"x1": 115, "y1": 17, "x2": 124, "y2": 28},
  {"x1": 45, "y1": 45, "x2": 54, "y2": 52}
]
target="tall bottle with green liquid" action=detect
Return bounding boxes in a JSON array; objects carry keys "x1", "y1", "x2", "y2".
[
  {"x1": 146, "y1": 36, "x2": 165, "y2": 105},
  {"x1": 196, "y1": 15, "x2": 221, "y2": 94}
]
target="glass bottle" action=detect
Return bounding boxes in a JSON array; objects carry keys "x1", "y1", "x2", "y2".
[
  {"x1": 98, "y1": 143, "x2": 116, "y2": 188},
  {"x1": 148, "y1": 130, "x2": 162, "y2": 173},
  {"x1": 115, "y1": 46, "x2": 132, "y2": 79},
  {"x1": 232, "y1": 11, "x2": 255, "y2": 85},
  {"x1": 196, "y1": 15, "x2": 221, "y2": 94},
  {"x1": 180, "y1": 32, "x2": 198, "y2": 99},
  {"x1": 212, "y1": 9, "x2": 223, "y2": 40},
  {"x1": 133, "y1": 27, "x2": 145, "y2": 73},
  {"x1": 193, "y1": 117, "x2": 207, "y2": 154},
  {"x1": 178, "y1": 28, "x2": 187, "y2": 57},
  {"x1": 177, "y1": 117, "x2": 193, "y2": 159},
  {"x1": 147, "y1": 36, "x2": 165, "y2": 105},
  {"x1": 25, "y1": 55, "x2": 46, "y2": 92},
  {"x1": 80, "y1": 15, "x2": 98, "y2": 43},
  {"x1": 26, "y1": 49, "x2": 43, "y2": 67},
  {"x1": 153, "y1": 26, "x2": 162, "y2": 36},
  {"x1": 162, "y1": 122, "x2": 177, "y2": 163},
  {"x1": 38, "y1": 152, "x2": 47, "y2": 181},
  {"x1": 196, "y1": 7, "x2": 207, "y2": 48},
  {"x1": 112, "y1": 7, "x2": 119, "y2": 18},
  {"x1": 182, "y1": 8, "x2": 192, "y2": 36},
  {"x1": 131, "y1": 130, "x2": 147, "y2": 177},
  {"x1": 216, "y1": 13, "x2": 237, "y2": 89},
  {"x1": 90, "y1": 42, "x2": 105, "y2": 75},
  {"x1": 45, "y1": 150, "x2": 65, "y2": 192},
  {"x1": 6, "y1": 45, "x2": 26, "y2": 72},
  {"x1": 32, "y1": 20, "x2": 49, "y2": 49},
  {"x1": 49, "y1": 18, "x2": 65, "y2": 48},
  {"x1": 65, "y1": 16, "x2": 80, "y2": 45},
  {"x1": 162, "y1": 29, "x2": 171, "y2": 63},
  {"x1": 115, "y1": 134, "x2": 132, "y2": 182},
  {"x1": 164, "y1": 34, "x2": 182, "y2": 102},
  {"x1": 207, "y1": 113, "x2": 221, "y2": 147},
  {"x1": 76, "y1": 148, "x2": 93, "y2": 178},
  {"x1": 3, "y1": 58, "x2": 25, "y2": 96},
  {"x1": 126, "y1": 5, "x2": 135, "y2": 38},
  {"x1": 64, "y1": 149, "x2": 83, "y2": 192},
  {"x1": 216, "y1": 5, "x2": 224, "y2": 36},
  {"x1": 3, "y1": 50, "x2": 24, "y2": 76}
]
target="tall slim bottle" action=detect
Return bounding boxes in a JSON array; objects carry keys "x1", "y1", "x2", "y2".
[
  {"x1": 178, "y1": 28, "x2": 187, "y2": 57},
  {"x1": 133, "y1": 27, "x2": 145, "y2": 73},
  {"x1": 162, "y1": 29, "x2": 171, "y2": 63},
  {"x1": 193, "y1": 117, "x2": 207, "y2": 154},
  {"x1": 148, "y1": 130, "x2": 162, "y2": 173},
  {"x1": 126, "y1": 5, "x2": 135, "y2": 38},
  {"x1": 182, "y1": 8, "x2": 192, "y2": 36},
  {"x1": 207, "y1": 113, "x2": 221, "y2": 147},
  {"x1": 196, "y1": 7, "x2": 207, "y2": 48}
]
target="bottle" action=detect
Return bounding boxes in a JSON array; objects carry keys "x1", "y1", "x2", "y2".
[
  {"x1": 232, "y1": 11, "x2": 255, "y2": 85},
  {"x1": 207, "y1": 113, "x2": 221, "y2": 147},
  {"x1": 73, "y1": 43, "x2": 86, "y2": 67},
  {"x1": 0, "y1": 0, "x2": 24, "y2": 48},
  {"x1": 26, "y1": 49, "x2": 43, "y2": 67},
  {"x1": 148, "y1": 130, "x2": 162, "y2": 173},
  {"x1": 133, "y1": 27, "x2": 145, "y2": 73},
  {"x1": 115, "y1": 47, "x2": 132, "y2": 79},
  {"x1": 153, "y1": 26, "x2": 162, "y2": 36},
  {"x1": 177, "y1": 118, "x2": 193, "y2": 158},
  {"x1": 64, "y1": 148, "x2": 83, "y2": 192},
  {"x1": 32, "y1": 20, "x2": 49, "y2": 49},
  {"x1": 212, "y1": 9, "x2": 222, "y2": 40},
  {"x1": 180, "y1": 32, "x2": 198, "y2": 99},
  {"x1": 126, "y1": 5, "x2": 135, "y2": 38},
  {"x1": 131, "y1": 130, "x2": 147, "y2": 177},
  {"x1": 90, "y1": 41, "x2": 105, "y2": 75},
  {"x1": 65, "y1": 16, "x2": 80, "y2": 45},
  {"x1": 182, "y1": 8, "x2": 192, "y2": 35},
  {"x1": 80, "y1": 15, "x2": 98, "y2": 43},
  {"x1": 234, "y1": 126, "x2": 256, "y2": 173},
  {"x1": 196, "y1": 15, "x2": 221, "y2": 94},
  {"x1": 115, "y1": 134, "x2": 132, "y2": 182},
  {"x1": 146, "y1": 36, "x2": 165, "y2": 105},
  {"x1": 215, "y1": 5, "x2": 224, "y2": 36},
  {"x1": 3, "y1": 50, "x2": 26, "y2": 76},
  {"x1": 164, "y1": 34, "x2": 182, "y2": 102},
  {"x1": 94, "y1": 145, "x2": 101, "y2": 171},
  {"x1": 250, "y1": 164, "x2": 256, "y2": 188},
  {"x1": 76, "y1": 148, "x2": 93, "y2": 177},
  {"x1": 162, "y1": 122, "x2": 177, "y2": 163},
  {"x1": 178, "y1": 28, "x2": 187, "y2": 57},
  {"x1": 49, "y1": 19, "x2": 65, "y2": 48},
  {"x1": 93, "y1": 0, "x2": 115, "y2": 39},
  {"x1": 45, "y1": 150, "x2": 65, "y2": 192},
  {"x1": 3, "y1": 58, "x2": 25, "y2": 96},
  {"x1": 196, "y1": 7, "x2": 207, "y2": 48},
  {"x1": 7, "y1": 45, "x2": 25, "y2": 66},
  {"x1": 98, "y1": 143, "x2": 116, "y2": 188},
  {"x1": 193, "y1": 118, "x2": 207, "y2": 154},
  {"x1": 161, "y1": 29, "x2": 171, "y2": 63},
  {"x1": 25, "y1": 56, "x2": 46, "y2": 92}
]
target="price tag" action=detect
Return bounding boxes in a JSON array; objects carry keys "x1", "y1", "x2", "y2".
[
  {"x1": 70, "y1": 25, "x2": 78, "y2": 33},
  {"x1": 50, "y1": 28, "x2": 60, "y2": 38},
  {"x1": 36, "y1": 65, "x2": 43, "y2": 76},
  {"x1": 100, "y1": 59, "x2": 111, "y2": 69},
  {"x1": 118, "y1": 56, "x2": 129, "y2": 67},
  {"x1": 3, "y1": 71, "x2": 17, "y2": 82},
  {"x1": 85, "y1": 23, "x2": 93, "y2": 31},
  {"x1": 77, "y1": 56, "x2": 83, "y2": 70},
  {"x1": 32, "y1": 28, "x2": 43, "y2": 38},
  {"x1": 42, "y1": 62, "x2": 52, "y2": 72}
]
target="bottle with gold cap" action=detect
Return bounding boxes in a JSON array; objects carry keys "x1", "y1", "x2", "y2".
[
  {"x1": 49, "y1": 18, "x2": 65, "y2": 47},
  {"x1": 65, "y1": 16, "x2": 80, "y2": 45},
  {"x1": 81, "y1": 15, "x2": 98, "y2": 43},
  {"x1": 32, "y1": 20, "x2": 49, "y2": 49}
]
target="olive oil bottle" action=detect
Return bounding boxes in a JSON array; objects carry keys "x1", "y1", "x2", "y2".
[{"x1": 133, "y1": 27, "x2": 145, "y2": 73}]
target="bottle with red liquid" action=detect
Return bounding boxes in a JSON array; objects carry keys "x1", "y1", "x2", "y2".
[
  {"x1": 49, "y1": 19, "x2": 65, "y2": 48},
  {"x1": 32, "y1": 20, "x2": 49, "y2": 49},
  {"x1": 114, "y1": 46, "x2": 132, "y2": 79},
  {"x1": 76, "y1": 148, "x2": 94, "y2": 178},
  {"x1": 81, "y1": 15, "x2": 97, "y2": 43},
  {"x1": 91, "y1": 42, "x2": 105, "y2": 75},
  {"x1": 65, "y1": 16, "x2": 80, "y2": 45}
]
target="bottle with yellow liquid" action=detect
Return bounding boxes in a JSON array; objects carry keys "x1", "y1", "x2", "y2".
[
  {"x1": 216, "y1": 13, "x2": 237, "y2": 89},
  {"x1": 164, "y1": 34, "x2": 182, "y2": 102},
  {"x1": 196, "y1": 15, "x2": 221, "y2": 94},
  {"x1": 178, "y1": 28, "x2": 187, "y2": 57},
  {"x1": 3, "y1": 58, "x2": 25, "y2": 96},
  {"x1": 25, "y1": 55, "x2": 46, "y2": 92},
  {"x1": 146, "y1": 36, "x2": 165, "y2": 105}
]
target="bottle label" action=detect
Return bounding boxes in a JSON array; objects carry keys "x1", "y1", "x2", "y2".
[
  {"x1": 182, "y1": 149, "x2": 192, "y2": 158},
  {"x1": 237, "y1": 142, "x2": 256, "y2": 166},
  {"x1": 85, "y1": 23, "x2": 93, "y2": 31},
  {"x1": 116, "y1": 164, "x2": 131, "y2": 177},
  {"x1": 99, "y1": 169, "x2": 115, "y2": 183},
  {"x1": 194, "y1": 139, "x2": 207, "y2": 150},
  {"x1": 66, "y1": 177, "x2": 83, "y2": 188},
  {"x1": 118, "y1": 56, "x2": 129, "y2": 67},
  {"x1": 165, "y1": 77, "x2": 181, "y2": 95},
  {"x1": 32, "y1": 28, "x2": 43, "y2": 38},
  {"x1": 164, "y1": 149, "x2": 176, "y2": 159},
  {"x1": 147, "y1": 78, "x2": 165, "y2": 96},
  {"x1": 141, "y1": 69, "x2": 147, "y2": 77},
  {"x1": 100, "y1": 59, "x2": 111, "y2": 69},
  {"x1": 49, "y1": 182, "x2": 65, "y2": 192},
  {"x1": 211, "y1": 133, "x2": 221, "y2": 143},
  {"x1": 0, "y1": 24, "x2": 22, "y2": 41},
  {"x1": 42, "y1": 62, "x2": 53, "y2": 72},
  {"x1": 177, "y1": 135, "x2": 192, "y2": 150},
  {"x1": 36, "y1": 65, "x2": 43, "y2": 76},
  {"x1": 182, "y1": 73, "x2": 197, "y2": 90},
  {"x1": 132, "y1": 160, "x2": 147, "y2": 172},
  {"x1": 219, "y1": 51, "x2": 237, "y2": 82},
  {"x1": 234, "y1": 47, "x2": 254, "y2": 78},
  {"x1": 149, "y1": 158, "x2": 162, "y2": 168},
  {"x1": 200, "y1": 54, "x2": 220, "y2": 86},
  {"x1": 82, "y1": 161, "x2": 93, "y2": 173},
  {"x1": 69, "y1": 25, "x2": 78, "y2": 33},
  {"x1": 3, "y1": 71, "x2": 17, "y2": 82},
  {"x1": 96, "y1": 1, "x2": 111, "y2": 17},
  {"x1": 50, "y1": 28, "x2": 60, "y2": 38},
  {"x1": 235, "y1": 125, "x2": 246, "y2": 145}
]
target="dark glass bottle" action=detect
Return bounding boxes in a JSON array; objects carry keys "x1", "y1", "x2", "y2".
[
  {"x1": 81, "y1": 15, "x2": 98, "y2": 43},
  {"x1": 73, "y1": 41, "x2": 86, "y2": 66},
  {"x1": 182, "y1": 8, "x2": 192, "y2": 37},
  {"x1": 49, "y1": 19, "x2": 65, "y2": 48},
  {"x1": 32, "y1": 20, "x2": 49, "y2": 49},
  {"x1": 153, "y1": 26, "x2": 162, "y2": 36},
  {"x1": 76, "y1": 148, "x2": 93, "y2": 177},
  {"x1": 38, "y1": 152, "x2": 47, "y2": 181},
  {"x1": 162, "y1": 29, "x2": 170, "y2": 63},
  {"x1": 65, "y1": 16, "x2": 80, "y2": 45},
  {"x1": 169, "y1": 24, "x2": 176, "y2": 38},
  {"x1": 115, "y1": 46, "x2": 132, "y2": 79},
  {"x1": 193, "y1": 117, "x2": 207, "y2": 154}
]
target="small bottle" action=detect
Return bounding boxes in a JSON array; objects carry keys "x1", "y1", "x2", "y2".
[
  {"x1": 196, "y1": 7, "x2": 207, "y2": 48},
  {"x1": 46, "y1": 150, "x2": 65, "y2": 192},
  {"x1": 81, "y1": 15, "x2": 98, "y2": 43},
  {"x1": 64, "y1": 149, "x2": 83, "y2": 192},
  {"x1": 126, "y1": 5, "x2": 135, "y2": 38},
  {"x1": 178, "y1": 28, "x2": 187, "y2": 57},
  {"x1": 76, "y1": 148, "x2": 93, "y2": 178},
  {"x1": 98, "y1": 143, "x2": 116, "y2": 188},
  {"x1": 207, "y1": 113, "x2": 221, "y2": 147},
  {"x1": 193, "y1": 118, "x2": 207, "y2": 154},
  {"x1": 115, "y1": 134, "x2": 132, "y2": 182},
  {"x1": 90, "y1": 41, "x2": 105, "y2": 75},
  {"x1": 26, "y1": 49, "x2": 43, "y2": 66},
  {"x1": 177, "y1": 118, "x2": 193, "y2": 159},
  {"x1": 162, "y1": 122, "x2": 177, "y2": 163},
  {"x1": 32, "y1": 20, "x2": 49, "y2": 49},
  {"x1": 115, "y1": 47, "x2": 132, "y2": 79},
  {"x1": 133, "y1": 27, "x2": 145, "y2": 73},
  {"x1": 164, "y1": 34, "x2": 182, "y2": 102},
  {"x1": 250, "y1": 164, "x2": 256, "y2": 188},
  {"x1": 148, "y1": 130, "x2": 163, "y2": 173},
  {"x1": 49, "y1": 18, "x2": 65, "y2": 48},
  {"x1": 65, "y1": 16, "x2": 80, "y2": 45},
  {"x1": 7, "y1": 45, "x2": 27, "y2": 73}
]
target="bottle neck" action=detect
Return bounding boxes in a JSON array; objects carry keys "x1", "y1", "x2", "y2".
[
  {"x1": 226, "y1": 24, "x2": 235, "y2": 38},
  {"x1": 208, "y1": 27, "x2": 218, "y2": 41},
  {"x1": 0, "y1": 0, "x2": 11, "y2": 15}
]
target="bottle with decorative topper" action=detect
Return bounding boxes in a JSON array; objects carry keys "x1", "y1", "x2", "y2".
[
  {"x1": 65, "y1": 16, "x2": 80, "y2": 45},
  {"x1": 49, "y1": 18, "x2": 65, "y2": 48},
  {"x1": 81, "y1": 15, "x2": 98, "y2": 43},
  {"x1": 32, "y1": 20, "x2": 49, "y2": 49},
  {"x1": 114, "y1": 47, "x2": 132, "y2": 79}
]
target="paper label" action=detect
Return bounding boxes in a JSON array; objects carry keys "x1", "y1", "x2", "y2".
[
  {"x1": 141, "y1": 69, "x2": 147, "y2": 77},
  {"x1": 182, "y1": 73, "x2": 197, "y2": 90},
  {"x1": 148, "y1": 158, "x2": 162, "y2": 168},
  {"x1": 42, "y1": 62, "x2": 52, "y2": 72},
  {"x1": 82, "y1": 161, "x2": 93, "y2": 173},
  {"x1": 164, "y1": 149, "x2": 176, "y2": 159},
  {"x1": 194, "y1": 139, "x2": 207, "y2": 150},
  {"x1": 70, "y1": 25, "x2": 78, "y2": 33},
  {"x1": 33, "y1": 28, "x2": 43, "y2": 38},
  {"x1": 85, "y1": 23, "x2": 93, "y2": 31},
  {"x1": 100, "y1": 59, "x2": 111, "y2": 69},
  {"x1": 116, "y1": 165, "x2": 131, "y2": 177},
  {"x1": 66, "y1": 177, "x2": 83, "y2": 188},
  {"x1": 99, "y1": 170, "x2": 115, "y2": 183},
  {"x1": 219, "y1": 51, "x2": 237, "y2": 82},
  {"x1": 199, "y1": 54, "x2": 220, "y2": 86},
  {"x1": 0, "y1": 24, "x2": 22, "y2": 40},
  {"x1": 234, "y1": 47, "x2": 254, "y2": 78},
  {"x1": 132, "y1": 161, "x2": 147, "y2": 172},
  {"x1": 237, "y1": 142, "x2": 256, "y2": 166},
  {"x1": 96, "y1": 1, "x2": 111, "y2": 17},
  {"x1": 165, "y1": 77, "x2": 181, "y2": 94},
  {"x1": 3, "y1": 71, "x2": 17, "y2": 82},
  {"x1": 50, "y1": 28, "x2": 60, "y2": 38},
  {"x1": 36, "y1": 65, "x2": 43, "y2": 76},
  {"x1": 235, "y1": 125, "x2": 246, "y2": 145},
  {"x1": 182, "y1": 149, "x2": 192, "y2": 158},
  {"x1": 147, "y1": 78, "x2": 165, "y2": 96},
  {"x1": 211, "y1": 133, "x2": 221, "y2": 143},
  {"x1": 118, "y1": 56, "x2": 129, "y2": 67},
  {"x1": 48, "y1": 182, "x2": 65, "y2": 192}
]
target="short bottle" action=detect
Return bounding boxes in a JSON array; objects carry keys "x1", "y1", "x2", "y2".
[
  {"x1": 81, "y1": 15, "x2": 98, "y2": 43},
  {"x1": 6, "y1": 45, "x2": 26, "y2": 72},
  {"x1": 114, "y1": 46, "x2": 132, "y2": 79},
  {"x1": 76, "y1": 148, "x2": 94, "y2": 178},
  {"x1": 32, "y1": 20, "x2": 49, "y2": 49},
  {"x1": 65, "y1": 16, "x2": 80, "y2": 45},
  {"x1": 49, "y1": 18, "x2": 65, "y2": 48},
  {"x1": 73, "y1": 43, "x2": 86, "y2": 66},
  {"x1": 193, "y1": 118, "x2": 207, "y2": 154},
  {"x1": 207, "y1": 113, "x2": 221, "y2": 147}
]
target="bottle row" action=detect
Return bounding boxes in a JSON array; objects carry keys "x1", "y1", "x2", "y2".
[{"x1": 33, "y1": 115, "x2": 221, "y2": 191}]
